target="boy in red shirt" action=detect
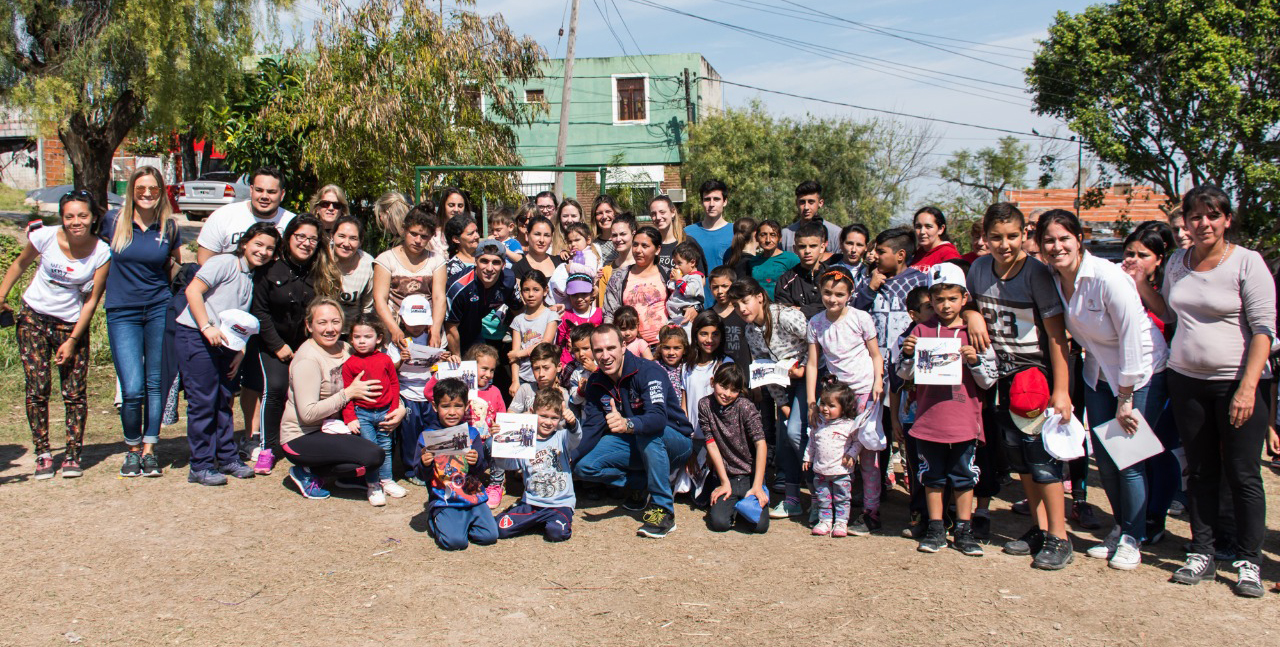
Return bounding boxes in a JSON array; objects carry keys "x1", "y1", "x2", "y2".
[
  {"x1": 897, "y1": 263, "x2": 997, "y2": 555},
  {"x1": 342, "y1": 314, "x2": 403, "y2": 506}
]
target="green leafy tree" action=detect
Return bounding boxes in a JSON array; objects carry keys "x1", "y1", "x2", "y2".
[
  {"x1": 260, "y1": 0, "x2": 544, "y2": 208},
  {"x1": 684, "y1": 101, "x2": 930, "y2": 233},
  {"x1": 1027, "y1": 0, "x2": 1280, "y2": 242},
  {"x1": 0, "y1": 0, "x2": 266, "y2": 211},
  {"x1": 212, "y1": 57, "x2": 316, "y2": 213},
  {"x1": 935, "y1": 136, "x2": 1032, "y2": 216}
]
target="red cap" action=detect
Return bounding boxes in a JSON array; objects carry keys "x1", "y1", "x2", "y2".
[{"x1": 1008, "y1": 368, "x2": 1050, "y2": 418}]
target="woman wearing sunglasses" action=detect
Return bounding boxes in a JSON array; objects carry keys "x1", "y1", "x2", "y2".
[
  {"x1": 99, "y1": 167, "x2": 183, "y2": 477},
  {"x1": 309, "y1": 184, "x2": 350, "y2": 236},
  {"x1": 0, "y1": 189, "x2": 112, "y2": 479}
]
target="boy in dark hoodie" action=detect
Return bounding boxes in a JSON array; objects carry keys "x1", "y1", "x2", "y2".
[{"x1": 419, "y1": 378, "x2": 497, "y2": 551}]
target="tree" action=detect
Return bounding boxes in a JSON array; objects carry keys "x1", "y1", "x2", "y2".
[
  {"x1": 683, "y1": 101, "x2": 933, "y2": 233},
  {"x1": 935, "y1": 136, "x2": 1032, "y2": 216},
  {"x1": 0, "y1": 0, "x2": 264, "y2": 211},
  {"x1": 256, "y1": 0, "x2": 544, "y2": 208},
  {"x1": 1027, "y1": 0, "x2": 1280, "y2": 240}
]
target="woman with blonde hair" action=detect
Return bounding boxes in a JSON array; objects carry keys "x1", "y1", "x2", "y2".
[
  {"x1": 100, "y1": 166, "x2": 183, "y2": 477},
  {"x1": 309, "y1": 184, "x2": 350, "y2": 234},
  {"x1": 372, "y1": 191, "x2": 411, "y2": 255}
]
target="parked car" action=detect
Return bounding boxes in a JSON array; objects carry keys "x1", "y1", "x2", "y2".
[{"x1": 177, "y1": 171, "x2": 248, "y2": 221}]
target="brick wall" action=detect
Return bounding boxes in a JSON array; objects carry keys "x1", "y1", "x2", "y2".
[
  {"x1": 577, "y1": 164, "x2": 685, "y2": 206},
  {"x1": 42, "y1": 137, "x2": 68, "y2": 186}
]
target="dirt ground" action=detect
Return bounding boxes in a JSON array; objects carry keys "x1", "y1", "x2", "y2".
[{"x1": 0, "y1": 381, "x2": 1278, "y2": 646}]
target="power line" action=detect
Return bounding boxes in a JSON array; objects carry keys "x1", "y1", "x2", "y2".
[
  {"x1": 610, "y1": 0, "x2": 659, "y2": 74},
  {"x1": 746, "y1": 0, "x2": 1036, "y2": 55},
  {"x1": 619, "y1": 0, "x2": 1029, "y2": 106},
  {"x1": 713, "y1": 77, "x2": 1074, "y2": 141}
]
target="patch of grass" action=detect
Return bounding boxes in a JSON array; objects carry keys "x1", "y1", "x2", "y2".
[{"x1": 0, "y1": 184, "x2": 28, "y2": 212}]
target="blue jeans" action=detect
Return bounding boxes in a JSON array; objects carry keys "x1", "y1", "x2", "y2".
[
  {"x1": 1083, "y1": 372, "x2": 1167, "y2": 541},
  {"x1": 428, "y1": 504, "x2": 498, "y2": 551},
  {"x1": 775, "y1": 378, "x2": 808, "y2": 487},
  {"x1": 356, "y1": 405, "x2": 392, "y2": 483},
  {"x1": 573, "y1": 426, "x2": 693, "y2": 513},
  {"x1": 106, "y1": 301, "x2": 167, "y2": 445}
]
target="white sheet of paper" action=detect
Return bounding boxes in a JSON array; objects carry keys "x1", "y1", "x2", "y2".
[
  {"x1": 491, "y1": 413, "x2": 538, "y2": 460},
  {"x1": 436, "y1": 360, "x2": 480, "y2": 401},
  {"x1": 749, "y1": 359, "x2": 795, "y2": 389},
  {"x1": 408, "y1": 343, "x2": 447, "y2": 362},
  {"x1": 913, "y1": 337, "x2": 962, "y2": 385},
  {"x1": 1093, "y1": 410, "x2": 1164, "y2": 471}
]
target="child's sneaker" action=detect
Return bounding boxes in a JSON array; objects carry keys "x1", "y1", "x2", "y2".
[
  {"x1": 367, "y1": 484, "x2": 386, "y2": 507},
  {"x1": 831, "y1": 520, "x2": 848, "y2": 538},
  {"x1": 636, "y1": 506, "x2": 676, "y2": 538},
  {"x1": 61, "y1": 458, "x2": 83, "y2": 478},
  {"x1": 381, "y1": 479, "x2": 407, "y2": 498},
  {"x1": 1109, "y1": 534, "x2": 1141, "y2": 571},
  {"x1": 120, "y1": 451, "x2": 142, "y2": 477},
  {"x1": 219, "y1": 461, "x2": 255, "y2": 480},
  {"x1": 1032, "y1": 534, "x2": 1074, "y2": 570},
  {"x1": 253, "y1": 448, "x2": 274, "y2": 475},
  {"x1": 140, "y1": 453, "x2": 162, "y2": 477},
  {"x1": 918, "y1": 520, "x2": 946, "y2": 553},
  {"x1": 769, "y1": 497, "x2": 803, "y2": 519},
  {"x1": 34, "y1": 455, "x2": 55, "y2": 480},
  {"x1": 951, "y1": 521, "x2": 983, "y2": 556},
  {"x1": 1003, "y1": 526, "x2": 1046, "y2": 556},
  {"x1": 1087, "y1": 526, "x2": 1122, "y2": 560},
  {"x1": 811, "y1": 519, "x2": 833, "y2": 536},
  {"x1": 485, "y1": 483, "x2": 504, "y2": 510},
  {"x1": 849, "y1": 511, "x2": 877, "y2": 536}
]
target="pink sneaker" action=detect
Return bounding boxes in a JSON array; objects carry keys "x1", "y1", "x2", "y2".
[
  {"x1": 831, "y1": 520, "x2": 849, "y2": 538},
  {"x1": 812, "y1": 519, "x2": 832, "y2": 536},
  {"x1": 253, "y1": 448, "x2": 274, "y2": 475},
  {"x1": 485, "y1": 483, "x2": 503, "y2": 510}
]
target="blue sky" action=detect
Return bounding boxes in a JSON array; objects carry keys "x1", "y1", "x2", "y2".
[{"x1": 279, "y1": 0, "x2": 1098, "y2": 195}]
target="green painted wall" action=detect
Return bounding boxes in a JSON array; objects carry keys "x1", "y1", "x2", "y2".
[{"x1": 498, "y1": 53, "x2": 718, "y2": 170}]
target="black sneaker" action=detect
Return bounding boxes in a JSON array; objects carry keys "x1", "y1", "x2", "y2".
[
  {"x1": 971, "y1": 514, "x2": 992, "y2": 541},
  {"x1": 120, "y1": 451, "x2": 142, "y2": 477},
  {"x1": 140, "y1": 453, "x2": 162, "y2": 477},
  {"x1": 219, "y1": 461, "x2": 255, "y2": 480},
  {"x1": 1003, "y1": 526, "x2": 1046, "y2": 556},
  {"x1": 1072, "y1": 500, "x2": 1102, "y2": 530},
  {"x1": 951, "y1": 521, "x2": 984, "y2": 556},
  {"x1": 901, "y1": 516, "x2": 927, "y2": 539},
  {"x1": 1032, "y1": 534, "x2": 1074, "y2": 570},
  {"x1": 1232, "y1": 560, "x2": 1265, "y2": 598},
  {"x1": 623, "y1": 489, "x2": 649, "y2": 511},
  {"x1": 636, "y1": 507, "x2": 676, "y2": 538},
  {"x1": 1171, "y1": 553, "x2": 1216, "y2": 585},
  {"x1": 917, "y1": 520, "x2": 946, "y2": 553}
]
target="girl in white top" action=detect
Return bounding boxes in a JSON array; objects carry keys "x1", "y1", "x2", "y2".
[
  {"x1": 1037, "y1": 209, "x2": 1168, "y2": 571},
  {"x1": 0, "y1": 191, "x2": 111, "y2": 479}
]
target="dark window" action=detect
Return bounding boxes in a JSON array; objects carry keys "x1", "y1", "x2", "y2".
[
  {"x1": 616, "y1": 77, "x2": 646, "y2": 122},
  {"x1": 462, "y1": 85, "x2": 481, "y2": 113},
  {"x1": 525, "y1": 89, "x2": 545, "y2": 104}
]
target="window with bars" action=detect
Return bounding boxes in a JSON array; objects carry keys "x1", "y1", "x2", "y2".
[
  {"x1": 525, "y1": 89, "x2": 545, "y2": 105},
  {"x1": 615, "y1": 77, "x2": 646, "y2": 122}
]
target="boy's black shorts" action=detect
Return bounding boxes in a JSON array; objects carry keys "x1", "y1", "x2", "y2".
[
  {"x1": 914, "y1": 438, "x2": 979, "y2": 490},
  {"x1": 989, "y1": 371, "x2": 1063, "y2": 485}
]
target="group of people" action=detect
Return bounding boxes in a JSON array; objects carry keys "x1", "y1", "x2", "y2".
[{"x1": 6, "y1": 167, "x2": 1278, "y2": 598}]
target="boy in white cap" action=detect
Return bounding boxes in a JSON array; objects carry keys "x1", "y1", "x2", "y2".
[{"x1": 395, "y1": 293, "x2": 438, "y2": 485}]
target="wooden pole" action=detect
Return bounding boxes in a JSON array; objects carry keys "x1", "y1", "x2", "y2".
[{"x1": 553, "y1": 0, "x2": 581, "y2": 200}]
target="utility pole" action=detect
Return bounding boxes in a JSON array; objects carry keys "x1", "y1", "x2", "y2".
[
  {"x1": 553, "y1": 0, "x2": 580, "y2": 201},
  {"x1": 684, "y1": 68, "x2": 694, "y2": 125},
  {"x1": 1073, "y1": 135, "x2": 1083, "y2": 217}
]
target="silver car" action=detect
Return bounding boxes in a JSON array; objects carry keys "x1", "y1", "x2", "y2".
[{"x1": 177, "y1": 171, "x2": 248, "y2": 221}]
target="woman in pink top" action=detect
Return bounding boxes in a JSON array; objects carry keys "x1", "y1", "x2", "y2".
[{"x1": 604, "y1": 227, "x2": 680, "y2": 346}]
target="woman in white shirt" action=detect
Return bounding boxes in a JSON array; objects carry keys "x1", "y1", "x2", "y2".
[
  {"x1": 0, "y1": 190, "x2": 111, "y2": 480},
  {"x1": 1037, "y1": 209, "x2": 1169, "y2": 571}
]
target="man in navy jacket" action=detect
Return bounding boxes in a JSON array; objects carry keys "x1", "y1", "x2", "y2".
[{"x1": 574, "y1": 324, "x2": 692, "y2": 538}]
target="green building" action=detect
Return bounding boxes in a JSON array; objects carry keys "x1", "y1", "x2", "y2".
[{"x1": 500, "y1": 52, "x2": 722, "y2": 208}]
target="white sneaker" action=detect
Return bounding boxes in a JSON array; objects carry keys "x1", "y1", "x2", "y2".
[
  {"x1": 381, "y1": 479, "x2": 407, "y2": 498},
  {"x1": 1109, "y1": 534, "x2": 1141, "y2": 570},
  {"x1": 367, "y1": 485, "x2": 386, "y2": 507},
  {"x1": 1086, "y1": 526, "x2": 1122, "y2": 559}
]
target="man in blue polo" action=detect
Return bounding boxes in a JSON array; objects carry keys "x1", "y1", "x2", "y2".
[{"x1": 574, "y1": 324, "x2": 693, "y2": 538}]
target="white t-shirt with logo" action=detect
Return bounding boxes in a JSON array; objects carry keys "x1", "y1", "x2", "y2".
[
  {"x1": 196, "y1": 201, "x2": 295, "y2": 254},
  {"x1": 22, "y1": 226, "x2": 111, "y2": 322}
]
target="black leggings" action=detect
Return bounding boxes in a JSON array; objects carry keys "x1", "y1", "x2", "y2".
[
  {"x1": 258, "y1": 351, "x2": 290, "y2": 454},
  {"x1": 281, "y1": 432, "x2": 384, "y2": 480},
  {"x1": 1167, "y1": 371, "x2": 1269, "y2": 564}
]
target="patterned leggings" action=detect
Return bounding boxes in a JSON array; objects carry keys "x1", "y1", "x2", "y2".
[
  {"x1": 18, "y1": 306, "x2": 89, "y2": 459},
  {"x1": 814, "y1": 474, "x2": 852, "y2": 522}
]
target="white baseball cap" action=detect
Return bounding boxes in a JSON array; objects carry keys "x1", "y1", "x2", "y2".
[
  {"x1": 218, "y1": 309, "x2": 260, "y2": 352},
  {"x1": 399, "y1": 294, "x2": 433, "y2": 327},
  {"x1": 928, "y1": 263, "x2": 968, "y2": 292}
]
